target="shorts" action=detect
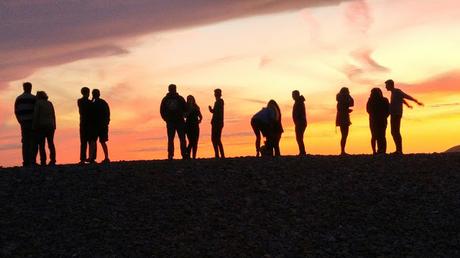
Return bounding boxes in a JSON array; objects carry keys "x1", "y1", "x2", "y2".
[{"x1": 90, "y1": 125, "x2": 109, "y2": 143}]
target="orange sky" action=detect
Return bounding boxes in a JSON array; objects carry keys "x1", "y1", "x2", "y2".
[{"x1": 1, "y1": 0, "x2": 460, "y2": 167}]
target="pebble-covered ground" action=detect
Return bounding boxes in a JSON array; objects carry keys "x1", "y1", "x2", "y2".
[{"x1": 1, "y1": 154, "x2": 460, "y2": 257}]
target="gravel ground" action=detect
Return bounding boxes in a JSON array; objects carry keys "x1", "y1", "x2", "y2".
[{"x1": 1, "y1": 154, "x2": 460, "y2": 257}]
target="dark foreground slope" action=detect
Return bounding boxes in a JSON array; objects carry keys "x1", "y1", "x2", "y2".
[{"x1": 1, "y1": 154, "x2": 460, "y2": 257}]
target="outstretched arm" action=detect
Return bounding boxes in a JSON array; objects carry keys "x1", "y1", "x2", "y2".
[
  {"x1": 402, "y1": 91, "x2": 423, "y2": 106},
  {"x1": 403, "y1": 99, "x2": 413, "y2": 109}
]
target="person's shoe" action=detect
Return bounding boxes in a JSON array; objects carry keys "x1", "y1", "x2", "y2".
[
  {"x1": 79, "y1": 160, "x2": 86, "y2": 165},
  {"x1": 101, "y1": 158, "x2": 110, "y2": 164},
  {"x1": 88, "y1": 159, "x2": 97, "y2": 164},
  {"x1": 340, "y1": 152, "x2": 349, "y2": 156},
  {"x1": 391, "y1": 151, "x2": 403, "y2": 155},
  {"x1": 48, "y1": 160, "x2": 56, "y2": 166}
]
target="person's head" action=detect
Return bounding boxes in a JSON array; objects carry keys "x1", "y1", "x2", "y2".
[
  {"x1": 36, "y1": 91, "x2": 48, "y2": 100},
  {"x1": 23, "y1": 82, "x2": 32, "y2": 93},
  {"x1": 385, "y1": 79, "x2": 394, "y2": 91},
  {"x1": 370, "y1": 87, "x2": 383, "y2": 99},
  {"x1": 92, "y1": 89, "x2": 100, "y2": 99},
  {"x1": 168, "y1": 84, "x2": 177, "y2": 94},
  {"x1": 339, "y1": 87, "x2": 349, "y2": 96},
  {"x1": 214, "y1": 88, "x2": 222, "y2": 99},
  {"x1": 292, "y1": 90, "x2": 300, "y2": 101},
  {"x1": 81, "y1": 87, "x2": 90, "y2": 98},
  {"x1": 187, "y1": 95, "x2": 196, "y2": 106}
]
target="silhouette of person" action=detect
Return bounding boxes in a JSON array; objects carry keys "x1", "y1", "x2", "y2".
[
  {"x1": 366, "y1": 88, "x2": 390, "y2": 154},
  {"x1": 160, "y1": 84, "x2": 187, "y2": 160},
  {"x1": 336, "y1": 87, "x2": 354, "y2": 155},
  {"x1": 267, "y1": 100, "x2": 283, "y2": 156},
  {"x1": 292, "y1": 90, "x2": 307, "y2": 156},
  {"x1": 185, "y1": 95, "x2": 202, "y2": 159},
  {"x1": 385, "y1": 79, "x2": 423, "y2": 154},
  {"x1": 33, "y1": 91, "x2": 56, "y2": 165},
  {"x1": 14, "y1": 82, "x2": 37, "y2": 166},
  {"x1": 78, "y1": 87, "x2": 92, "y2": 164},
  {"x1": 88, "y1": 89, "x2": 110, "y2": 163},
  {"x1": 208, "y1": 89, "x2": 225, "y2": 158},
  {"x1": 251, "y1": 100, "x2": 282, "y2": 157}
]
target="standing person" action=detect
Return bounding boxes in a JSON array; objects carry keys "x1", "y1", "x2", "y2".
[
  {"x1": 14, "y1": 82, "x2": 37, "y2": 166},
  {"x1": 267, "y1": 100, "x2": 283, "y2": 156},
  {"x1": 88, "y1": 89, "x2": 110, "y2": 163},
  {"x1": 185, "y1": 95, "x2": 202, "y2": 159},
  {"x1": 366, "y1": 88, "x2": 390, "y2": 154},
  {"x1": 336, "y1": 87, "x2": 354, "y2": 155},
  {"x1": 385, "y1": 79, "x2": 423, "y2": 154},
  {"x1": 292, "y1": 90, "x2": 307, "y2": 156},
  {"x1": 208, "y1": 89, "x2": 225, "y2": 158},
  {"x1": 78, "y1": 87, "x2": 92, "y2": 164},
  {"x1": 33, "y1": 91, "x2": 56, "y2": 165},
  {"x1": 160, "y1": 84, "x2": 187, "y2": 160}
]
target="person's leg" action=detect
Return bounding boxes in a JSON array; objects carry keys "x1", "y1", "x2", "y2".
[
  {"x1": 381, "y1": 123, "x2": 387, "y2": 154},
  {"x1": 251, "y1": 119, "x2": 262, "y2": 157},
  {"x1": 37, "y1": 131, "x2": 47, "y2": 165},
  {"x1": 166, "y1": 123, "x2": 175, "y2": 159},
  {"x1": 177, "y1": 122, "x2": 187, "y2": 159},
  {"x1": 273, "y1": 132, "x2": 281, "y2": 157},
  {"x1": 391, "y1": 115, "x2": 402, "y2": 154},
  {"x1": 211, "y1": 126, "x2": 219, "y2": 158},
  {"x1": 295, "y1": 124, "x2": 306, "y2": 155},
  {"x1": 370, "y1": 123, "x2": 377, "y2": 154},
  {"x1": 185, "y1": 129, "x2": 192, "y2": 159},
  {"x1": 47, "y1": 129, "x2": 56, "y2": 164},
  {"x1": 193, "y1": 127, "x2": 199, "y2": 159},
  {"x1": 99, "y1": 126, "x2": 109, "y2": 161},
  {"x1": 20, "y1": 124, "x2": 30, "y2": 166},
  {"x1": 100, "y1": 141, "x2": 109, "y2": 161},
  {"x1": 217, "y1": 126, "x2": 224, "y2": 158},
  {"x1": 80, "y1": 127, "x2": 88, "y2": 162},
  {"x1": 340, "y1": 125, "x2": 349, "y2": 155}
]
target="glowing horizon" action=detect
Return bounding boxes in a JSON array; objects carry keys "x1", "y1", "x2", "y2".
[{"x1": 1, "y1": 0, "x2": 460, "y2": 167}]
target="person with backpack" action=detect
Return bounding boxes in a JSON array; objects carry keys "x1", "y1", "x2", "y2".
[
  {"x1": 160, "y1": 84, "x2": 187, "y2": 160},
  {"x1": 33, "y1": 91, "x2": 56, "y2": 166}
]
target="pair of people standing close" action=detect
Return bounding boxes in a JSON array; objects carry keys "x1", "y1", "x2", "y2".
[
  {"x1": 78, "y1": 87, "x2": 110, "y2": 164},
  {"x1": 250, "y1": 90, "x2": 307, "y2": 157},
  {"x1": 337, "y1": 80, "x2": 423, "y2": 155},
  {"x1": 15, "y1": 82, "x2": 56, "y2": 166},
  {"x1": 160, "y1": 84, "x2": 224, "y2": 159}
]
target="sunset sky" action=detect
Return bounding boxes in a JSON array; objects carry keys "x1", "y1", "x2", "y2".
[{"x1": 1, "y1": 0, "x2": 460, "y2": 166}]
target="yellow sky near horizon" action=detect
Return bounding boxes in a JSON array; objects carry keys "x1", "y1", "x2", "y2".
[{"x1": 1, "y1": 0, "x2": 460, "y2": 166}]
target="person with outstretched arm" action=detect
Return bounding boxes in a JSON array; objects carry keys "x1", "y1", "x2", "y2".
[
  {"x1": 208, "y1": 89, "x2": 225, "y2": 158},
  {"x1": 385, "y1": 79, "x2": 423, "y2": 154}
]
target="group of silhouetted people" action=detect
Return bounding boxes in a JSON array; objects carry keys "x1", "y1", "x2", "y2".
[
  {"x1": 14, "y1": 79, "x2": 423, "y2": 167},
  {"x1": 160, "y1": 84, "x2": 225, "y2": 159},
  {"x1": 337, "y1": 79, "x2": 423, "y2": 155},
  {"x1": 14, "y1": 82, "x2": 111, "y2": 167}
]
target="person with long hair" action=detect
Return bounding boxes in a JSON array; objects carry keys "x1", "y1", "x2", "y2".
[
  {"x1": 366, "y1": 88, "x2": 390, "y2": 154},
  {"x1": 185, "y1": 95, "x2": 202, "y2": 159},
  {"x1": 267, "y1": 100, "x2": 283, "y2": 156},
  {"x1": 336, "y1": 87, "x2": 354, "y2": 155}
]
